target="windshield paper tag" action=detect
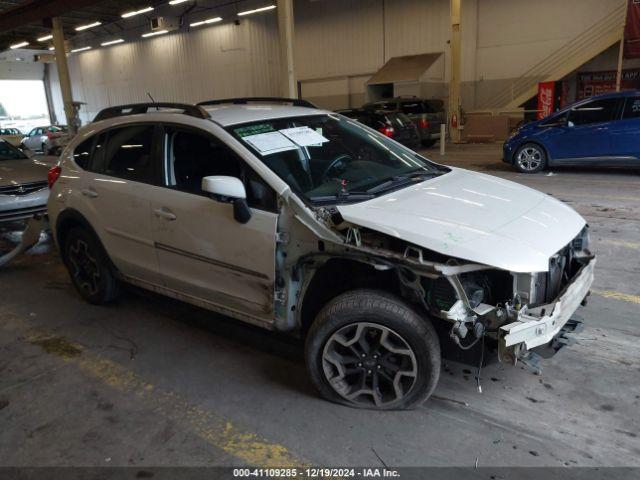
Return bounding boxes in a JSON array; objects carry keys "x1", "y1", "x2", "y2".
[
  {"x1": 279, "y1": 126, "x2": 329, "y2": 147},
  {"x1": 242, "y1": 131, "x2": 298, "y2": 155}
]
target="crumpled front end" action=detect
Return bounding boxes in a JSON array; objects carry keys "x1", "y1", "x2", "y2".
[{"x1": 431, "y1": 225, "x2": 594, "y2": 369}]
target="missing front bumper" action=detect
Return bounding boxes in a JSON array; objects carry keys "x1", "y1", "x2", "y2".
[{"x1": 498, "y1": 257, "x2": 595, "y2": 363}]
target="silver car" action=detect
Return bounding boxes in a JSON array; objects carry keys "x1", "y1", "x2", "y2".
[
  {"x1": 0, "y1": 139, "x2": 51, "y2": 223},
  {"x1": 21, "y1": 125, "x2": 71, "y2": 155}
]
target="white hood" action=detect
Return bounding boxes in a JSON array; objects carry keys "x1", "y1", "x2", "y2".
[{"x1": 337, "y1": 168, "x2": 586, "y2": 273}]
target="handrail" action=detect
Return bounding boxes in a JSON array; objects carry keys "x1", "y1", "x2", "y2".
[{"x1": 484, "y1": 2, "x2": 626, "y2": 109}]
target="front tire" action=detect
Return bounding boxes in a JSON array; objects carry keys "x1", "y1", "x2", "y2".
[
  {"x1": 63, "y1": 227, "x2": 120, "y2": 304},
  {"x1": 514, "y1": 143, "x2": 547, "y2": 173},
  {"x1": 305, "y1": 290, "x2": 441, "y2": 410}
]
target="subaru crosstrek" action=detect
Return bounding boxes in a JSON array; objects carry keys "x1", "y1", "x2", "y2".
[
  {"x1": 47, "y1": 98, "x2": 595, "y2": 410},
  {"x1": 504, "y1": 91, "x2": 640, "y2": 173}
]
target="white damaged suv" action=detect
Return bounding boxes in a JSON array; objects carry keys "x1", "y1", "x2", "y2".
[{"x1": 47, "y1": 98, "x2": 595, "y2": 409}]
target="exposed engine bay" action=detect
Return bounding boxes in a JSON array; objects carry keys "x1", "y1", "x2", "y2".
[{"x1": 281, "y1": 202, "x2": 594, "y2": 372}]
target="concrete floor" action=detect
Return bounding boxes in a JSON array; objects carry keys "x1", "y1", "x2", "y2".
[{"x1": 1, "y1": 145, "x2": 639, "y2": 468}]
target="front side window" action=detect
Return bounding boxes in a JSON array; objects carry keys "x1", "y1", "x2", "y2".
[
  {"x1": 0, "y1": 139, "x2": 28, "y2": 161},
  {"x1": 569, "y1": 98, "x2": 620, "y2": 126},
  {"x1": 163, "y1": 127, "x2": 277, "y2": 211},
  {"x1": 104, "y1": 125, "x2": 157, "y2": 183},
  {"x1": 229, "y1": 114, "x2": 448, "y2": 204}
]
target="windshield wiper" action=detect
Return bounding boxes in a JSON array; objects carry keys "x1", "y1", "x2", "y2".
[
  {"x1": 309, "y1": 191, "x2": 375, "y2": 204},
  {"x1": 366, "y1": 170, "x2": 442, "y2": 195}
]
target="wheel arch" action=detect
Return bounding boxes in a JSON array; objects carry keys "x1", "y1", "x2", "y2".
[
  {"x1": 55, "y1": 209, "x2": 111, "y2": 267},
  {"x1": 297, "y1": 256, "x2": 406, "y2": 338}
]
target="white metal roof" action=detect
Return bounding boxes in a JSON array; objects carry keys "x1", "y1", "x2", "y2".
[{"x1": 203, "y1": 104, "x2": 328, "y2": 126}]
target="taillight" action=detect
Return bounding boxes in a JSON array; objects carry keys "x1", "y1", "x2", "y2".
[
  {"x1": 418, "y1": 118, "x2": 430, "y2": 129},
  {"x1": 48, "y1": 165, "x2": 61, "y2": 188},
  {"x1": 378, "y1": 126, "x2": 395, "y2": 137}
]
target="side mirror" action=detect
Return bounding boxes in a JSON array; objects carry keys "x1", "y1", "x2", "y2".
[{"x1": 201, "y1": 176, "x2": 252, "y2": 224}]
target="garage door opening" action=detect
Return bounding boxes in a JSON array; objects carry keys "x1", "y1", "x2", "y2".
[{"x1": 0, "y1": 80, "x2": 51, "y2": 134}]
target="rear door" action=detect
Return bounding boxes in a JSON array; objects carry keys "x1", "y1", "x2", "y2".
[
  {"x1": 544, "y1": 97, "x2": 621, "y2": 164},
  {"x1": 76, "y1": 124, "x2": 162, "y2": 284},
  {"x1": 148, "y1": 124, "x2": 279, "y2": 320},
  {"x1": 607, "y1": 95, "x2": 640, "y2": 165}
]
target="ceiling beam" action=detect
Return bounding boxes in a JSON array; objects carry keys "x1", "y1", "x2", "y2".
[{"x1": 0, "y1": 0, "x2": 103, "y2": 32}]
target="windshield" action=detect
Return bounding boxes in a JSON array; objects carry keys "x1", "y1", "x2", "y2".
[
  {"x1": 229, "y1": 114, "x2": 448, "y2": 204},
  {"x1": 0, "y1": 140, "x2": 28, "y2": 161}
]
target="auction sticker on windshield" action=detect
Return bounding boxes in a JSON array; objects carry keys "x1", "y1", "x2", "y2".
[
  {"x1": 242, "y1": 131, "x2": 298, "y2": 155},
  {"x1": 279, "y1": 126, "x2": 329, "y2": 147}
]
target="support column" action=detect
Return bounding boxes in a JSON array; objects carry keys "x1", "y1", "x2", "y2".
[
  {"x1": 52, "y1": 17, "x2": 74, "y2": 126},
  {"x1": 277, "y1": 0, "x2": 296, "y2": 98},
  {"x1": 449, "y1": 0, "x2": 461, "y2": 143},
  {"x1": 616, "y1": 36, "x2": 625, "y2": 92}
]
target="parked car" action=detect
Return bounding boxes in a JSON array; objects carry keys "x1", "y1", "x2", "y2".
[
  {"x1": 0, "y1": 127, "x2": 25, "y2": 147},
  {"x1": 336, "y1": 108, "x2": 421, "y2": 149},
  {"x1": 364, "y1": 97, "x2": 446, "y2": 147},
  {"x1": 21, "y1": 125, "x2": 71, "y2": 155},
  {"x1": 47, "y1": 99, "x2": 594, "y2": 410},
  {"x1": 504, "y1": 91, "x2": 640, "y2": 173},
  {"x1": 0, "y1": 139, "x2": 51, "y2": 223}
]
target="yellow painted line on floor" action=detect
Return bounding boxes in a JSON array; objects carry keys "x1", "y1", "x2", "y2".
[
  {"x1": 598, "y1": 239, "x2": 640, "y2": 250},
  {"x1": 593, "y1": 290, "x2": 640, "y2": 305},
  {"x1": 25, "y1": 332, "x2": 306, "y2": 468}
]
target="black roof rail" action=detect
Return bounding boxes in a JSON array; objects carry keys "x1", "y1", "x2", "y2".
[
  {"x1": 93, "y1": 103, "x2": 209, "y2": 122},
  {"x1": 197, "y1": 97, "x2": 317, "y2": 109}
]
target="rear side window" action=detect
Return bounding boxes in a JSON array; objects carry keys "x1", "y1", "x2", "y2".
[
  {"x1": 73, "y1": 138, "x2": 95, "y2": 169},
  {"x1": 400, "y1": 101, "x2": 427, "y2": 115},
  {"x1": 104, "y1": 125, "x2": 157, "y2": 183},
  {"x1": 569, "y1": 98, "x2": 620, "y2": 125},
  {"x1": 622, "y1": 97, "x2": 640, "y2": 119}
]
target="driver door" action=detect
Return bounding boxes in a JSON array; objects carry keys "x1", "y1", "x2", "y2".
[
  {"x1": 149, "y1": 125, "x2": 279, "y2": 321},
  {"x1": 544, "y1": 97, "x2": 621, "y2": 164}
]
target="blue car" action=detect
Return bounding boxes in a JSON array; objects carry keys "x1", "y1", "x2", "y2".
[{"x1": 503, "y1": 91, "x2": 640, "y2": 173}]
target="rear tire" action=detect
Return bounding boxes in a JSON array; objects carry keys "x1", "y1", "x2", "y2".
[
  {"x1": 514, "y1": 143, "x2": 547, "y2": 173},
  {"x1": 63, "y1": 227, "x2": 120, "y2": 304},
  {"x1": 305, "y1": 289, "x2": 441, "y2": 410},
  {"x1": 421, "y1": 139, "x2": 437, "y2": 148}
]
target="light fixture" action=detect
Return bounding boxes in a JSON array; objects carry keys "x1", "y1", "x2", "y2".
[
  {"x1": 10, "y1": 41, "x2": 29, "y2": 49},
  {"x1": 190, "y1": 16, "x2": 222, "y2": 27},
  {"x1": 238, "y1": 4, "x2": 276, "y2": 16},
  {"x1": 37, "y1": 34, "x2": 53, "y2": 42},
  {"x1": 169, "y1": 0, "x2": 189, "y2": 4},
  {"x1": 48, "y1": 46, "x2": 55, "y2": 51},
  {"x1": 70, "y1": 46, "x2": 92, "y2": 53},
  {"x1": 141, "y1": 29, "x2": 168, "y2": 38},
  {"x1": 101, "y1": 39, "x2": 125, "y2": 46},
  {"x1": 121, "y1": 6, "x2": 154, "y2": 18},
  {"x1": 75, "y1": 21, "x2": 102, "y2": 32}
]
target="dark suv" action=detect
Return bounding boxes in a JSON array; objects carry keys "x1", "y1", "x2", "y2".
[
  {"x1": 364, "y1": 97, "x2": 445, "y2": 147},
  {"x1": 337, "y1": 108, "x2": 421, "y2": 150}
]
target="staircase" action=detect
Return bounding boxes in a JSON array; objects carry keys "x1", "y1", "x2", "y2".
[{"x1": 484, "y1": 2, "x2": 627, "y2": 110}]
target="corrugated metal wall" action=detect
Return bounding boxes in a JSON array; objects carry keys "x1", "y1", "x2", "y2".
[
  {"x1": 47, "y1": 0, "x2": 627, "y2": 119},
  {"x1": 53, "y1": 14, "x2": 280, "y2": 122}
]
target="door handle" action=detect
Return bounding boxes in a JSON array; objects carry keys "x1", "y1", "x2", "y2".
[
  {"x1": 153, "y1": 207, "x2": 177, "y2": 221},
  {"x1": 80, "y1": 188, "x2": 98, "y2": 198}
]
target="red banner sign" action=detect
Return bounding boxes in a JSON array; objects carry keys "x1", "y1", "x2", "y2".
[
  {"x1": 536, "y1": 81, "x2": 555, "y2": 120},
  {"x1": 625, "y1": 0, "x2": 640, "y2": 58},
  {"x1": 576, "y1": 69, "x2": 640, "y2": 100}
]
